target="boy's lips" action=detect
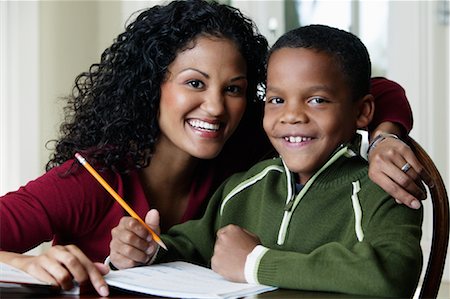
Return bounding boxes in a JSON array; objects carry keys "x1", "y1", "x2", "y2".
[{"x1": 284, "y1": 136, "x2": 313, "y2": 143}]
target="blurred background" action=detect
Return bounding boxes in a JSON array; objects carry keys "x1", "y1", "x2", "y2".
[{"x1": 1, "y1": 0, "x2": 449, "y2": 296}]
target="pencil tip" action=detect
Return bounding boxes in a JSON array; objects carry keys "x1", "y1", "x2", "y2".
[{"x1": 159, "y1": 241, "x2": 168, "y2": 251}]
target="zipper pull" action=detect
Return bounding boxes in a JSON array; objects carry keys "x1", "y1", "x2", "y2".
[{"x1": 284, "y1": 198, "x2": 294, "y2": 211}]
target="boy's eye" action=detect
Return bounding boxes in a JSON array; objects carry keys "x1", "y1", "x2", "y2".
[
  {"x1": 187, "y1": 80, "x2": 204, "y2": 89},
  {"x1": 309, "y1": 97, "x2": 326, "y2": 104},
  {"x1": 267, "y1": 97, "x2": 284, "y2": 104}
]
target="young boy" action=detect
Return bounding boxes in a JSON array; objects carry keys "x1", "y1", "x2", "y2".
[{"x1": 116, "y1": 25, "x2": 423, "y2": 297}]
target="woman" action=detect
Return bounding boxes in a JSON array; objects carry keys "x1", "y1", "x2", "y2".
[{"x1": 0, "y1": 0, "x2": 428, "y2": 296}]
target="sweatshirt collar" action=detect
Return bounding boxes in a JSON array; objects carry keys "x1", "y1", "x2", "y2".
[{"x1": 281, "y1": 133, "x2": 363, "y2": 184}]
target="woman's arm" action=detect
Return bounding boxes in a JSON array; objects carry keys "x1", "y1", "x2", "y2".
[
  {"x1": 368, "y1": 78, "x2": 432, "y2": 209},
  {"x1": 0, "y1": 248, "x2": 109, "y2": 296},
  {"x1": 0, "y1": 160, "x2": 116, "y2": 296}
]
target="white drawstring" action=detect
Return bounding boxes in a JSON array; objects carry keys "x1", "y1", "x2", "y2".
[{"x1": 351, "y1": 180, "x2": 364, "y2": 242}]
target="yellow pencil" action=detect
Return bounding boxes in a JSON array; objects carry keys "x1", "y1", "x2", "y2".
[{"x1": 75, "y1": 153, "x2": 167, "y2": 251}]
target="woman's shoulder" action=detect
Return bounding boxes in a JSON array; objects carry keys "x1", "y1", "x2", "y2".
[
  {"x1": 46, "y1": 159, "x2": 119, "y2": 190},
  {"x1": 5, "y1": 159, "x2": 129, "y2": 208}
]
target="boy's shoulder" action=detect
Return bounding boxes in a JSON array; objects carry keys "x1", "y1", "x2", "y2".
[
  {"x1": 225, "y1": 157, "x2": 285, "y2": 184},
  {"x1": 243, "y1": 156, "x2": 284, "y2": 174}
]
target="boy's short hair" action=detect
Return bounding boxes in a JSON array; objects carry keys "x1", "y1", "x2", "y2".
[{"x1": 269, "y1": 24, "x2": 371, "y2": 101}]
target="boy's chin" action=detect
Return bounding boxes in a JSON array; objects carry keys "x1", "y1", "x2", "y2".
[{"x1": 283, "y1": 163, "x2": 313, "y2": 182}]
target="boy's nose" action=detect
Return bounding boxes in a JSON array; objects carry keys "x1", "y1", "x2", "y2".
[
  {"x1": 281, "y1": 103, "x2": 308, "y2": 124},
  {"x1": 200, "y1": 91, "x2": 225, "y2": 117}
]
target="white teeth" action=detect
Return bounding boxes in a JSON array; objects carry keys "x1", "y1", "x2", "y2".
[
  {"x1": 188, "y1": 119, "x2": 220, "y2": 131},
  {"x1": 284, "y1": 136, "x2": 312, "y2": 143}
]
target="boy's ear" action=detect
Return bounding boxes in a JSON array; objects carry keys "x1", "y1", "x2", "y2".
[{"x1": 355, "y1": 94, "x2": 374, "y2": 129}]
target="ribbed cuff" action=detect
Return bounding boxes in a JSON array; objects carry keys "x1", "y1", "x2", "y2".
[
  {"x1": 103, "y1": 246, "x2": 160, "y2": 270},
  {"x1": 104, "y1": 255, "x2": 118, "y2": 270},
  {"x1": 146, "y1": 245, "x2": 160, "y2": 265},
  {"x1": 244, "y1": 245, "x2": 269, "y2": 284}
]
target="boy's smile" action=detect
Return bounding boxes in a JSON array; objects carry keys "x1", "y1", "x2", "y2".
[{"x1": 264, "y1": 47, "x2": 363, "y2": 185}]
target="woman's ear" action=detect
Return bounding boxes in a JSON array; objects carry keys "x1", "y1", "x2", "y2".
[{"x1": 356, "y1": 94, "x2": 375, "y2": 129}]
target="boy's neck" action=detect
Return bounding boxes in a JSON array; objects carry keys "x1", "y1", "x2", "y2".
[{"x1": 294, "y1": 133, "x2": 361, "y2": 185}]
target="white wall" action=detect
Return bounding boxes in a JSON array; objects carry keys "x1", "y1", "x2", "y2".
[
  {"x1": 0, "y1": 1, "x2": 40, "y2": 194},
  {"x1": 0, "y1": 1, "x2": 126, "y2": 195},
  {"x1": 232, "y1": 0, "x2": 285, "y2": 45},
  {"x1": 386, "y1": 1, "x2": 449, "y2": 284}
]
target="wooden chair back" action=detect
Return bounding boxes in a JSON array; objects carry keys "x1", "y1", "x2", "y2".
[{"x1": 407, "y1": 137, "x2": 449, "y2": 299}]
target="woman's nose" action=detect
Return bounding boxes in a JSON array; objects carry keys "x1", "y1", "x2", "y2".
[{"x1": 200, "y1": 90, "x2": 225, "y2": 117}]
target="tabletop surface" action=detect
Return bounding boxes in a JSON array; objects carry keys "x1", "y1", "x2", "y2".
[{"x1": 0, "y1": 287, "x2": 367, "y2": 299}]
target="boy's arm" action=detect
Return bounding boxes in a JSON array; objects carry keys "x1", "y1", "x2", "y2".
[
  {"x1": 154, "y1": 183, "x2": 228, "y2": 265},
  {"x1": 249, "y1": 195, "x2": 423, "y2": 298},
  {"x1": 211, "y1": 224, "x2": 261, "y2": 282}
]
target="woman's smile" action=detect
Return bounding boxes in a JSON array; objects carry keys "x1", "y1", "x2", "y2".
[{"x1": 157, "y1": 36, "x2": 248, "y2": 160}]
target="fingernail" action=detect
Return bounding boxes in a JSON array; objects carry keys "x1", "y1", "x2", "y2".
[
  {"x1": 99, "y1": 285, "x2": 109, "y2": 297},
  {"x1": 411, "y1": 200, "x2": 421, "y2": 209}
]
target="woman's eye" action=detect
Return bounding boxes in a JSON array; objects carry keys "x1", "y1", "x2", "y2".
[
  {"x1": 226, "y1": 85, "x2": 244, "y2": 95},
  {"x1": 187, "y1": 80, "x2": 204, "y2": 89}
]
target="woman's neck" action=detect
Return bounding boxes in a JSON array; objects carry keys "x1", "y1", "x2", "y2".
[{"x1": 138, "y1": 146, "x2": 199, "y2": 232}]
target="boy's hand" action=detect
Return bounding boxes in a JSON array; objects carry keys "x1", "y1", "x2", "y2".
[
  {"x1": 1, "y1": 246, "x2": 109, "y2": 297},
  {"x1": 110, "y1": 209, "x2": 160, "y2": 269},
  {"x1": 211, "y1": 224, "x2": 260, "y2": 283},
  {"x1": 368, "y1": 136, "x2": 432, "y2": 209}
]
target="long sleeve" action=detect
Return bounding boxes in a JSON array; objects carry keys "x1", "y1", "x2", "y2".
[
  {"x1": 248, "y1": 158, "x2": 423, "y2": 297},
  {"x1": 369, "y1": 77, "x2": 413, "y2": 137},
  {"x1": 0, "y1": 160, "x2": 147, "y2": 262},
  {"x1": 254, "y1": 193, "x2": 423, "y2": 297},
  {"x1": 156, "y1": 182, "x2": 229, "y2": 265}
]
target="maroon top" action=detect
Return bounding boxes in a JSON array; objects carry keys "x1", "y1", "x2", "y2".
[
  {"x1": 369, "y1": 77, "x2": 413, "y2": 137},
  {"x1": 0, "y1": 77, "x2": 412, "y2": 262}
]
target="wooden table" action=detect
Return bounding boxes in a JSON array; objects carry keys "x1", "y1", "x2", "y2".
[{"x1": 1, "y1": 287, "x2": 366, "y2": 299}]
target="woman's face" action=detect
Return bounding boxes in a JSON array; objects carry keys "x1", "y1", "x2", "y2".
[{"x1": 158, "y1": 36, "x2": 248, "y2": 160}]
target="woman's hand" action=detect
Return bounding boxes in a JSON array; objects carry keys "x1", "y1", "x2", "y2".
[
  {"x1": 0, "y1": 246, "x2": 109, "y2": 296},
  {"x1": 211, "y1": 224, "x2": 260, "y2": 283},
  {"x1": 109, "y1": 209, "x2": 160, "y2": 269},
  {"x1": 368, "y1": 135, "x2": 432, "y2": 209}
]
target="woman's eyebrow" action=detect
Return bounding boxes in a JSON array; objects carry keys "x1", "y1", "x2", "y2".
[
  {"x1": 179, "y1": 68, "x2": 247, "y2": 82},
  {"x1": 179, "y1": 68, "x2": 209, "y2": 78},
  {"x1": 230, "y1": 75, "x2": 247, "y2": 82}
]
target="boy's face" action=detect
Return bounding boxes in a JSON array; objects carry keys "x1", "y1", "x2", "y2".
[{"x1": 264, "y1": 47, "x2": 361, "y2": 184}]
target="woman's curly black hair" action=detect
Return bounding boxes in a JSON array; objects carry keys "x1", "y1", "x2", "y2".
[{"x1": 46, "y1": 0, "x2": 269, "y2": 172}]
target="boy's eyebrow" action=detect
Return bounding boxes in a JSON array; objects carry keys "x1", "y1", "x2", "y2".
[
  {"x1": 266, "y1": 85, "x2": 282, "y2": 93},
  {"x1": 307, "y1": 84, "x2": 334, "y2": 93},
  {"x1": 308, "y1": 84, "x2": 334, "y2": 93},
  {"x1": 266, "y1": 84, "x2": 333, "y2": 94}
]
